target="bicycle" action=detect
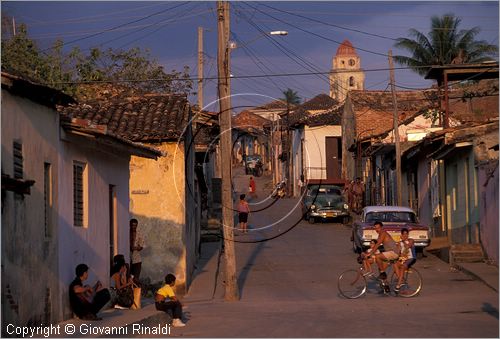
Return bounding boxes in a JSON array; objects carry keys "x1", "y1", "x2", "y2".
[{"x1": 338, "y1": 259, "x2": 422, "y2": 299}]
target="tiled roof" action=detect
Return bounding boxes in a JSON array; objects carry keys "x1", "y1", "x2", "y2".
[
  {"x1": 232, "y1": 110, "x2": 271, "y2": 129},
  {"x1": 300, "y1": 94, "x2": 339, "y2": 111},
  {"x1": 305, "y1": 107, "x2": 342, "y2": 127},
  {"x1": 287, "y1": 107, "x2": 310, "y2": 127},
  {"x1": 255, "y1": 100, "x2": 296, "y2": 110},
  {"x1": 448, "y1": 79, "x2": 499, "y2": 123},
  {"x1": 349, "y1": 90, "x2": 436, "y2": 140},
  {"x1": 61, "y1": 117, "x2": 162, "y2": 158},
  {"x1": 336, "y1": 39, "x2": 357, "y2": 56},
  {"x1": 60, "y1": 93, "x2": 191, "y2": 142},
  {"x1": 194, "y1": 124, "x2": 219, "y2": 148},
  {"x1": 2, "y1": 72, "x2": 75, "y2": 108}
]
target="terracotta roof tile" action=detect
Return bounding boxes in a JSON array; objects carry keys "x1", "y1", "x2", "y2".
[
  {"x1": 232, "y1": 110, "x2": 271, "y2": 129},
  {"x1": 448, "y1": 79, "x2": 499, "y2": 123},
  {"x1": 305, "y1": 107, "x2": 342, "y2": 127},
  {"x1": 300, "y1": 94, "x2": 339, "y2": 111},
  {"x1": 349, "y1": 90, "x2": 436, "y2": 139},
  {"x1": 256, "y1": 100, "x2": 290, "y2": 110},
  {"x1": 61, "y1": 92, "x2": 190, "y2": 142},
  {"x1": 336, "y1": 39, "x2": 358, "y2": 57}
]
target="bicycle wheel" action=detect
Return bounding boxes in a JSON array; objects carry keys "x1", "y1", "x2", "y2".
[
  {"x1": 390, "y1": 267, "x2": 422, "y2": 297},
  {"x1": 338, "y1": 269, "x2": 367, "y2": 299}
]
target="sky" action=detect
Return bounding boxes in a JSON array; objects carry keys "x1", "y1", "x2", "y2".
[{"x1": 2, "y1": 1, "x2": 499, "y2": 113}]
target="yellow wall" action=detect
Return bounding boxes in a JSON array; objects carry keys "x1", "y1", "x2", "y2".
[{"x1": 129, "y1": 142, "x2": 188, "y2": 289}]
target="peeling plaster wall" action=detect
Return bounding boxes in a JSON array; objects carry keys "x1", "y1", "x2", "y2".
[
  {"x1": 1, "y1": 91, "x2": 61, "y2": 328},
  {"x1": 58, "y1": 139, "x2": 131, "y2": 320},
  {"x1": 129, "y1": 142, "x2": 192, "y2": 293}
]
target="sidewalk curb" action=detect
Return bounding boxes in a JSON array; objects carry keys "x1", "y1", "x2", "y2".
[{"x1": 455, "y1": 264, "x2": 498, "y2": 293}]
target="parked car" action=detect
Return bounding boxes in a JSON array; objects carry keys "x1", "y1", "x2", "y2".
[
  {"x1": 302, "y1": 184, "x2": 350, "y2": 224},
  {"x1": 351, "y1": 206, "x2": 431, "y2": 254},
  {"x1": 245, "y1": 154, "x2": 263, "y2": 177}
]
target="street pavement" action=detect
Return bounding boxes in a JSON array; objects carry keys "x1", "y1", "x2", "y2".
[{"x1": 54, "y1": 167, "x2": 499, "y2": 338}]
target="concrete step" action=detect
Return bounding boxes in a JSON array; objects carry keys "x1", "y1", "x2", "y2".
[{"x1": 450, "y1": 244, "x2": 484, "y2": 263}]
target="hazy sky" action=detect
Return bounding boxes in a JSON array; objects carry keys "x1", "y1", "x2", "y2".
[{"x1": 3, "y1": 1, "x2": 499, "y2": 113}]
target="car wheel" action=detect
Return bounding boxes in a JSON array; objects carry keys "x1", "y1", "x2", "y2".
[{"x1": 308, "y1": 216, "x2": 316, "y2": 224}]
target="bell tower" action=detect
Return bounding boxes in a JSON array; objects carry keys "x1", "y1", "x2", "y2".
[{"x1": 329, "y1": 40, "x2": 365, "y2": 102}]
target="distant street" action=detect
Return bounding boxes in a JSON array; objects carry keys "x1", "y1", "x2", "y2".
[{"x1": 171, "y1": 169, "x2": 499, "y2": 338}]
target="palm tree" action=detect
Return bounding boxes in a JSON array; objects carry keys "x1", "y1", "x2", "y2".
[
  {"x1": 394, "y1": 13, "x2": 498, "y2": 76},
  {"x1": 281, "y1": 88, "x2": 301, "y2": 106}
]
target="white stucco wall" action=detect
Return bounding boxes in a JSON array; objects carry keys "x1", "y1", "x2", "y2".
[
  {"x1": 57, "y1": 138, "x2": 131, "y2": 319},
  {"x1": 303, "y1": 125, "x2": 342, "y2": 179},
  {"x1": 1, "y1": 91, "x2": 61, "y2": 326},
  {"x1": 383, "y1": 115, "x2": 435, "y2": 143}
]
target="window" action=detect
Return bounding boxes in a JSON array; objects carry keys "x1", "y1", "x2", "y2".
[
  {"x1": 349, "y1": 59, "x2": 355, "y2": 66},
  {"x1": 349, "y1": 76, "x2": 355, "y2": 87},
  {"x1": 73, "y1": 161, "x2": 87, "y2": 227},
  {"x1": 44, "y1": 163, "x2": 52, "y2": 237},
  {"x1": 13, "y1": 141, "x2": 23, "y2": 179}
]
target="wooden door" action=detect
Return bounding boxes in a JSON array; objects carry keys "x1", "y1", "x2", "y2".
[{"x1": 326, "y1": 137, "x2": 340, "y2": 180}]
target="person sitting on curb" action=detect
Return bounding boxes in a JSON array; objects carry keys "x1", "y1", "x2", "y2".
[
  {"x1": 155, "y1": 273, "x2": 186, "y2": 327},
  {"x1": 69, "y1": 263, "x2": 110, "y2": 321},
  {"x1": 110, "y1": 261, "x2": 135, "y2": 309}
]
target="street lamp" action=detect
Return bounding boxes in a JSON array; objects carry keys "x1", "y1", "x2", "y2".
[{"x1": 229, "y1": 30, "x2": 288, "y2": 50}]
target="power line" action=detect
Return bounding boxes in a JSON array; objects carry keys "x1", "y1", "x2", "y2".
[
  {"x1": 16, "y1": 2, "x2": 171, "y2": 27},
  {"x1": 47, "y1": 65, "x2": 435, "y2": 85},
  {"x1": 235, "y1": 3, "x2": 335, "y2": 91},
  {"x1": 234, "y1": 5, "x2": 334, "y2": 96},
  {"x1": 243, "y1": 1, "x2": 389, "y2": 58},
  {"x1": 258, "y1": 2, "x2": 397, "y2": 41},
  {"x1": 40, "y1": 2, "x2": 190, "y2": 53}
]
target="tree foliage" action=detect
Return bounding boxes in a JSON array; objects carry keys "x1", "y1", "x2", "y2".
[
  {"x1": 393, "y1": 13, "x2": 498, "y2": 76},
  {"x1": 1, "y1": 22, "x2": 192, "y2": 97},
  {"x1": 281, "y1": 88, "x2": 301, "y2": 106}
]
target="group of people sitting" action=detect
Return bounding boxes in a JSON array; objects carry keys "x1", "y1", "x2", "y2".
[
  {"x1": 69, "y1": 258, "x2": 186, "y2": 326},
  {"x1": 361, "y1": 222, "x2": 416, "y2": 292}
]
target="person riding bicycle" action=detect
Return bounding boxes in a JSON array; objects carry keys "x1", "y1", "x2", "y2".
[
  {"x1": 370, "y1": 221, "x2": 400, "y2": 280},
  {"x1": 394, "y1": 228, "x2": 416, "y2": 292}
]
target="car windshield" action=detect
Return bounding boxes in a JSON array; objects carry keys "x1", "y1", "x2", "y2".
[
  {"x1": 308, "y1": 186, "x2": 342, "y2": 196},
  {"x1": 246, "y1": 155, "x2": 261, "y2": 162},
  {"x1": 365, "y1": 211, "x2": 416, "y2": 223}
]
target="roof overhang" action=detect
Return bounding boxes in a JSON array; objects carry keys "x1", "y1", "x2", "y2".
[
  {"x1": 61, "y1": 118, "x2": 162, "y2": 159},
  {"x1": 425, "y1": 63, "x2": 499, "y2": 83}
]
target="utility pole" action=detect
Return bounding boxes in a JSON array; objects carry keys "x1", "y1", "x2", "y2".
[
  {"x1": 388, "y1": 50, "x2": 402, "y2": 206},
  {"x1": 12, "y1": 17, "x2": 16, "y2": 36},
  {"x1": 217, "y1": 0, "x2": 239, "y2": 301},
  {"x1": 198, "y1": 27, "x2": 204, "y2": 110}
]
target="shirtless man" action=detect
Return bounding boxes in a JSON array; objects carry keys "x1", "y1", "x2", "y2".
[{"x1": 370, "y1": 221, "x2": 400, "y2": 280}]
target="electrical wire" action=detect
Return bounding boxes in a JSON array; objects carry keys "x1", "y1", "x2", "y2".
[
  {"x1": 243, "y1": 1, "x2": 389, "y2": 58},
  {"x1": 235, "y1": 3, "x2": 334, "y2": 90},
  {"x1": 258, "y1": 2, "x2": 397, "y2": 41},
  {"x1": 39, "y1": 2, "x2": 190, "y2": 53}
]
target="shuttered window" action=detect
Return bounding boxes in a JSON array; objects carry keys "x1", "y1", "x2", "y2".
[
  {"x1": 73, "y1": 162, "x2": 86, "y2": 227},
  {"x1": 13, "y1": 141, "x2": 23, "y2": 179},
  {"x1": 44, "y1": 163, "x2": 52, "y2": 237}
]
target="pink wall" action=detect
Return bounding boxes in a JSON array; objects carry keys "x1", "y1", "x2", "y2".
[{"x1": 479, "y1": 163, "x2": 499, "y2": 265}]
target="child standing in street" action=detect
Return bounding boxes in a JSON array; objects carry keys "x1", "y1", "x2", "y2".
[
  {"x1": 238, "y1": 194, "x2": 250, "y2": 233},
  {"x1": 155, "y1": 274, "x2": 186, "y2": 327}
]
